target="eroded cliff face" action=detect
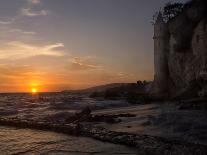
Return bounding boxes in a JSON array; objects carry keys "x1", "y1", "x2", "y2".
[{"x1": 154, "y1": 0, "x2": 207, "y2": 98}]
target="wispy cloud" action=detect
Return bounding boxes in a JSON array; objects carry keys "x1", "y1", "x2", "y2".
[
  {"x1": 21, "y1": 8, "x2": 48, "y2": 17},
  {"x1": 70, "y1": 57, "x2": 102, "y2": 70},
  {"x1": 21, "y1": 0, "x2": 48, "y2": 17},
  {"x1": 0, "y1": 20, "x2": 12, "y2": 25},
  {"x1": 8, "y1": 28, "x2": 36, "y2": 35},
  {"x1": 0, "y1": 0, "x2": 45, "y2": 36},
  {"x1": 27, "y1": 0, "x2": 41, "y2": 4},
  {"x1": 0, "y1": 64, "x2": 34, "y2": 79},
  {"x1": 0, "y1": 41, "x2": 65, "y2": 60},
  {"x1": 0, "y1": 18, "x2": 15, "y2": 25}
]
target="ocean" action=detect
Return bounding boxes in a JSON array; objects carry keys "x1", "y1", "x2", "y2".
[
  {"x1": 0, "y1": 93, "x2": 137, "y2": 155},
  {"x1": 0, "y1": 126, "x2": 138, "y2": 155}
]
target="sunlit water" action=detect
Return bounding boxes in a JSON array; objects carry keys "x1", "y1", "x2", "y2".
[
  {"x1": 0, "y1": 93, "x2": 129, "y2": 122},
  {"x1": 0, "y1": 93, "x2": 135, "y2": 154},
  {"x1": 0, "y1": 126, "x2": 138, "y2": 155}
]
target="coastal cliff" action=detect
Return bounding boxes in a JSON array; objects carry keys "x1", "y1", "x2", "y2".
[{"x1": 153, "y1": 0, "x2": 207, "y2": 98}]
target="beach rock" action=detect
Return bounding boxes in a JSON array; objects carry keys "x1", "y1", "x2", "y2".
[
  {"x1": 81, "y1": 126, "x2": 207, "y2": 155},
  {"x1": 1, "y1": 116, "x2": 207, "y2": 155}
]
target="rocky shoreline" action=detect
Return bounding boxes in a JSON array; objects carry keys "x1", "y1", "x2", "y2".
[
  {"x1": 1, "y1": 114, "x2": 207, "y2": 155},
  {"x1": 81, "y1": 126, "x2": 207, "y2": 155}
]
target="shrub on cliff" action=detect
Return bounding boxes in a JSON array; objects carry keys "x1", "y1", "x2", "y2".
[{"x1": 163, "y1": 2, "x2": 184, "y2": 21}]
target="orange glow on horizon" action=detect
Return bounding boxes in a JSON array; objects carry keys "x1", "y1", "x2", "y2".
[{"x1": 31, "y1": 88, "x2": 37, "y2": 94}]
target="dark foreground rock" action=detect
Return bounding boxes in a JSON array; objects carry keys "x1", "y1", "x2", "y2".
[
  {"x1": 176, "y1": 98, "x2": 207, "y2": 110},
  {"x1": 64, "y1": 107, "x2": 136, "y2": 124},
  {"x1": 81, "y1": 126, "x2": 207, "y2": 155},
  {"x1": 0, "y1": 117, "x2": 207, "y2": 155},
  {"x1": 0, "y1": 117, "x2": 79, "y2": 135}
]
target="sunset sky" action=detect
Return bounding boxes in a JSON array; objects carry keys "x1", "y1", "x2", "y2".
[{"x1": 0, "y1": 0, "x2": 187, "y2": 92}]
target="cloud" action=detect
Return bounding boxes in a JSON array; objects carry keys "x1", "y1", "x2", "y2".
[
  {"x1": 8, "y1": 28, "x2": 36, "y2": 35},
  {"x1": 0, "y1": 64, "x2": 33, "y2": 78},
  {"x1": 0, "y1": 64, "x2": 38, "y2": 85},
  {"x1": 22, "y1": 0, "x2": 48, "y2": 17},
  {"x1": 0, "y1": 18, "x2": 15, "y2": 25},
  {"x1": 0, "y1": 0, "x2": 47, "y2": 38},
  {"x1": 21, "y1": 8, "x2": 48, "y2": 17},
  {"x1": 0, "y1": 25, "x2": 36, "y2": 36},
  {"x1": 0, "y1": 20, "x2": 12, "y2": 25},
  {"x1": 44, "y1": 43, "x2": 64, "y2": 50},
  {"x1": 0, "y1": 41, "x2": 65, "y2": 60},
  {"x1": 70, "y1": 57, "x2": 102, "y2": 70},
  {"x1": 27, "y1": 0, "x2": 41, "y2": 4}
]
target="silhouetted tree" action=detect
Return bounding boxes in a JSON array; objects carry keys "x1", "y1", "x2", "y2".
[{"x1": 137, "y1": 80, "x2": 142, "y2": 85}]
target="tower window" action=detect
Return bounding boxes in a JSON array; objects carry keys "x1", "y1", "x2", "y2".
[{"x1": 196, "y1": 35, "x2": 200, "y2": 43}]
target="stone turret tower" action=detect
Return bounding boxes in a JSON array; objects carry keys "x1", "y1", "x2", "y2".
[{"x1": 153, "y1": 12, "x2": 169, "y2": 94}]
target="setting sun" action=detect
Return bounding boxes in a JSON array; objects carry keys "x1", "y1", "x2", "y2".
[{"x1": 31, "y1": 88, "x2": 37, "y2": 93}]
